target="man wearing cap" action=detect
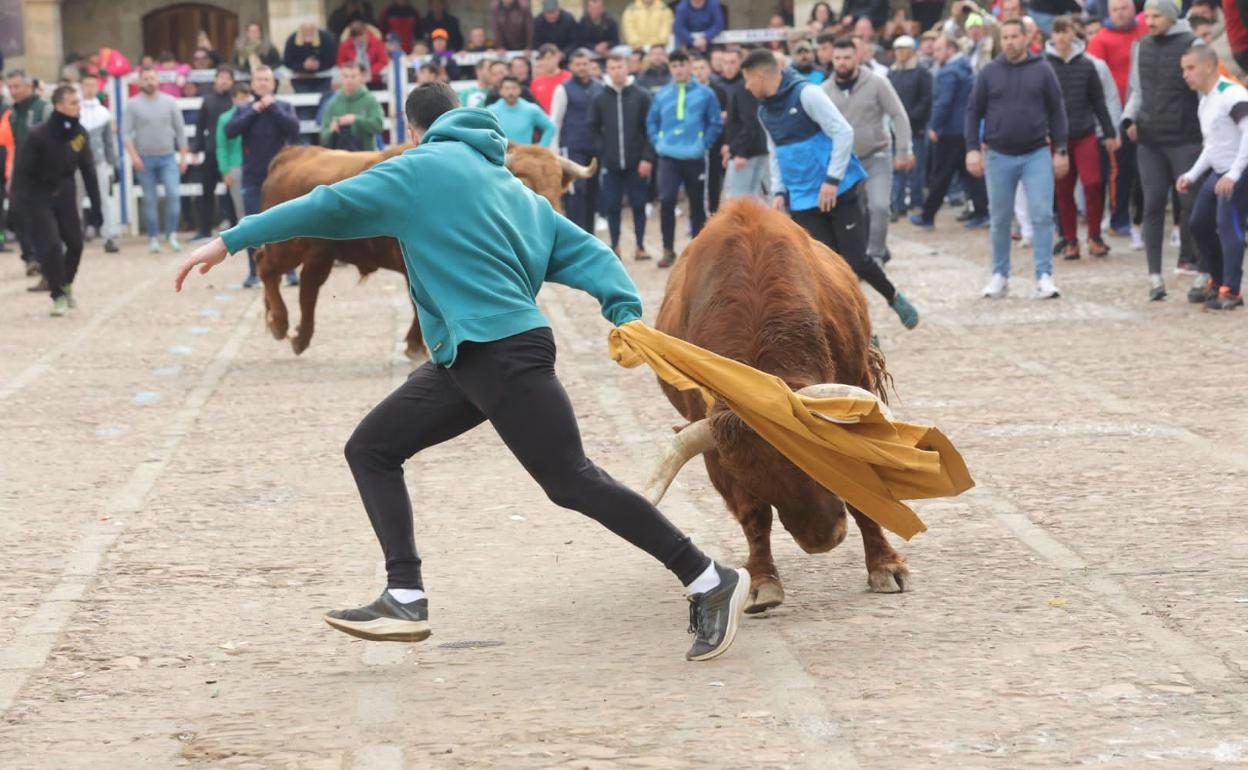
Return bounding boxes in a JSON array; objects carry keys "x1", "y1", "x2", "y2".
[
  {"x1": 791, "y1": 40, "x2": 825, "y2": 84},
  {"x1": 534, "y1": 0, "x2": 579, "y2": 55},
  {"x1": 963, "y1": 12, "x2": 999, "y2": 72},
  {"x1": 824, "y1": 35, "x2": 914, "y2": 267},
  {"x1": 889, "y1": 36, "x2": 932, "y2": 219},
  {"x1": 430, "y1": 28, "x2": 462, "y2": 79},
  {"x1": 1122, "y1": 0, "x2": 1203, "y2": 300}
]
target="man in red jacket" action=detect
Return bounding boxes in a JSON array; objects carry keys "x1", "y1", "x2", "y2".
[
  {"x1": 338, "y1": 16, "x2": 390, "y2": 88},
  {"x1": 1088, "y1": 0, "x2": 1147, "y2": 238}
]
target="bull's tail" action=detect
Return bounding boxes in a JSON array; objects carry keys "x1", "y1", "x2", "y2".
[{"x1": 866, "y1": 341, "x2": 895, "y2": 405}]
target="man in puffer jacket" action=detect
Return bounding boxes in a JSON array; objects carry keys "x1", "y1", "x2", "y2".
[
  {"x1": 590, "y1": 52, "x2": 657, "y2": 260},
  {"x1": 645, "y1": 48, "x2": 722, "y2": 267}
]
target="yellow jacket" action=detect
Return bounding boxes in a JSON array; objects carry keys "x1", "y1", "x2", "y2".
[
  {"x1": 622, "y1": 1, "x2": 675, "y2": 50},
  {"x1": 609, "y1": 321, "x2": 974, "y2": 540}
]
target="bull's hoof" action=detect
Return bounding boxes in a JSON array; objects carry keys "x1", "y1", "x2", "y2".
[
  {"x1": 746, "y1": 578, "x2": 784, "y2": 614},
  {"x1": 290, "y1": 334, "x2": 310, "y2": 356},
  {"x1": 867, "y1": 558, "x2": 912, "y2": 593}
]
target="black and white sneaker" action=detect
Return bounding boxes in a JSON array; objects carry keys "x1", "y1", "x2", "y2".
[
  {"x1": 323, "y1": 592, "x2": 431, "y2": 642},
  {"x1": 685, "y1": 565, "x2": 750, "y2": 661}
]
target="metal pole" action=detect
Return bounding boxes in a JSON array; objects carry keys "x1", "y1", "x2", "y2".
[
  {"x1": 112, "y1": 76, "x2": 130, "y2": 232},
  {"x1": 391, "y1": 51, "x2": 406, "y2": 144}
]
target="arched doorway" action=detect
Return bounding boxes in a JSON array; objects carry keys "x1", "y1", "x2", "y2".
[{"x1": 143, "y1": 3, "x2": 239, "y2": 64}]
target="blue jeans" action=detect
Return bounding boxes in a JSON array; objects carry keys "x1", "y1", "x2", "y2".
[
  {"x1": 243, "y1": 184, "x2": 297, "y2": 283},
  {"x1": 985, "y1": 147, "x2": 1055, "y2": 279},
  {"x1": 1189, "y1": 170, "x2": 1248, "y2": 294},
  {"x1": 137, "y1": 153, "x2": 181, "y2": 238},
  {"x1": 892, "y1": 131, "x2": 928, "y2": 212},
  {"x1": 600, "y1": 166, "x2": 649, "y2": 251}
]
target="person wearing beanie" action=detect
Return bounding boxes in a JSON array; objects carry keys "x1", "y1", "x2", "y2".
[
  {"x1": 1122, "y1": 0, "x2": 1202, "y2": 300},
  {"x1": 11, "y1": 85, "x2": 101, "y2": 316}
]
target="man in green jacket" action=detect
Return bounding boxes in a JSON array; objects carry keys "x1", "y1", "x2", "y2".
[
  {"x1": 319, "y1": 61, "x2": 384, "y2": 150},
  {"x1": 174, "y1": 83, "x2": 749, "y2": 663}
]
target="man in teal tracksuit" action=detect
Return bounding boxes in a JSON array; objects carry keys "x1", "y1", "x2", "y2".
[
  {"x1": 646, "y1": 48, "x2": 723, "y2": 267},
  {"x1": 174, "y1": 83, "x2": 749, "y2": 662}
]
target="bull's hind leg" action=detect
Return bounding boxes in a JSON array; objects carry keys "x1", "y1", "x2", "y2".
[
  {"x1": 705, "y1": 453, "x2": 783, "y2": 613},
  {"x1": 291, "y1": 256, "x2": 333, "y2": 355},
  {"x1": 848, "y1": 505, "x2": 911, "y2": 593}
]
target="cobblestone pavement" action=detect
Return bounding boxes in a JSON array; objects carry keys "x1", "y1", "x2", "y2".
[{"x1": 0, "y1": 212, "x2": 1245, "y2": 769}]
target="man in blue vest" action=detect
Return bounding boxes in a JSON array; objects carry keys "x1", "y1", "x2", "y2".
[
  {"x1": 550, "y1": 48, "x2": 604, "y2": 234},
  {"x1": 740, "y1": 49, "x2": 919, "y2": 330},
  {"x1": 646, "y1": 48, "x2": 723, "y2": 267}
]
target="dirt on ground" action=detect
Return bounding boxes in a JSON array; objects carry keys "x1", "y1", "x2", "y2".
[{"x1": 0, "y1": 211, "x2": 1246, "y2": 770}]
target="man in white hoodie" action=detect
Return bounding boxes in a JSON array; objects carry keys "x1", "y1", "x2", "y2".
[{"x1": 78, "y1": 76, "x2": 119, "y2": 253}]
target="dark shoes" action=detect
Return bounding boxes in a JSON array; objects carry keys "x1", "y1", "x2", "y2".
[
  {"x1": 1087, "y1": 236, "x2": 1110, "y2": 257},
  {"x1": 686, "y1": 564, "x2": 750, "y2": 661},
  {"x1": 1205, "y1": 287, "x2": 1245, "y2": 311},
  {"x1": 658, "y1": 249, "x2": 677, "y2": 269},
  {"x1": 908, "y1": 214, "x2": 935, "y2": 229},
  {"x1": 1054, "y1": 238, "x2": 1080, "y2": 260},
  {"x1": 324, "y1": 592, "x2": 431, "y2": 643},
  {"x1": 104, "y1": 239, "x2": 120, "y2": 253},
  {"x1": 1188, "y1": 279, "x2": 1219, "y2": 304},
  {"x1": 635, "y1": 249, "x2": 652, "y2": 261}
]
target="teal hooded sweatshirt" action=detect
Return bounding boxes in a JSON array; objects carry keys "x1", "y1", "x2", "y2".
[{"x1": 220, "y1": 108, "x2": 642, "y2": 365}]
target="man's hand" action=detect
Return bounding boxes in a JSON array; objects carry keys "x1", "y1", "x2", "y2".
[
  {"x1": 595, "y1": 42, "x2": 610, "y2": 56},
  {"x1": 1216, "y1": 174, "x2": 1236, "y2": 198},
  {"x1": 638, "y1": 160, "x2": 652, "y2": 178},
  {"x1": 1126, "y1": 123, "x2": 1138, "y2": 142},
  {"x1": 178, "y1": 155, "x2": 189, "y2": 175},
  {"x1": 818, "y1": 182, "x2": 838, "y2": 212},
  {"x1": 895, "y1": 156, "x2": 915, "y2": 171},
  {"x1": 87, "y1": 207, "x2": 103, "y2": 229},
  {"x1": 693, "y1": 36, "x2": 708, "y2": 50},
  {"x1": 339, "y1": 113, "x2": 356, "y2": 126},
  {"x1": 1103, "y1": 136, "x2": 1120, "y2": 153},
  {"x1": 223, "y1": 171, "x2": 233, "y2": 187},
  {"x1": 255, "y1": 95, "x2": 275, "y2": 112},
  {"x1": 131, "y1": 154, "x2": 145, "y2": 173},
  {"x1": 1053, "y1": 151, "x2": 1069, "y2": 179},
  {"x1": 175, "y1": 236, "x2": 229, "y2": 292},
  {"x1": 772, "y1": 194, "x2": 787, "y2": 212},
  {"x1": 330, "y1": 117, "x2": 341, "y2": 133},
  {"x1": 928, "y1": 128, "x2": 938, "y2": 143},
  {"x1": 734, "y1": 155, "x2": 747, "y2": 171},
  {"x1": 304, "y1": 56, "x2": 319, "y2": 71},
  {"x1": 965, "y1": 149, "x2": 984, "y2": 178}
]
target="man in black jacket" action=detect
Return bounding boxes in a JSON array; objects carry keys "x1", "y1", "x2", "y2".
[
  {"x1": 283, "y1": 22, "x2": 337, "y2": 95},
  {"x1": 534, "y1": 0, "x2": 579, "y2": 55},
  {"x1": 720, "y1": 47, "x2": 768, "y2": 201},
  {"x1": 693, "y1": 53, "x2": 728, "y2": 214},
  {"x1": 589, "y1": 52, "x2": 656, "y2": 260},
  {"x1": 888, "y1": 36, "x2": 932, "y2": 218},
  {"x1": 577, "y1": 0, "x2": 620, "y2": 58},
  {"x1": 1046, "y1": 16, "x2": 1119, "y2": 260},
  {"x1": 192, "y1": 66, "x2": 236, "y2": 241},
  {"x1": 420, "y1": 0, "x2": 465, "y2": 52},
  {"x1": 12, "y1": 85, "x2": 100, "y2": 316}
]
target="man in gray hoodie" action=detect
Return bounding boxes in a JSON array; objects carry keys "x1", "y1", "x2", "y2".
[
  {"x1": 1122, "y1": 0, "x2": 1202, "y2": 300},
  {"x1": 823, "y1": 35, "x2": 913, "y2": 266}
]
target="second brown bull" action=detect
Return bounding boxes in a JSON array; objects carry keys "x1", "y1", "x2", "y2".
[{"x1": 253, "y1": 143, "x2": 596, "y2": 358}]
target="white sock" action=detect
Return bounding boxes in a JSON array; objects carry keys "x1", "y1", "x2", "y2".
[
  {"x1": 387, "y1": 588, "x2": 425, "y2": 604},
  {"x1": 684, "y1": 561, "x2": 721, "y2": 596}
]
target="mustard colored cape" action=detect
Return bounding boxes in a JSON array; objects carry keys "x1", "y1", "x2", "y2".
[{"x1": 608, "y1": 321, "x2": 974, "y2": 540}]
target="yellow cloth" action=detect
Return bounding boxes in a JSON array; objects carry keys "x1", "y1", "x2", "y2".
[{"x1": 608, "y1": 321, "x2": 974, "y2": 540}]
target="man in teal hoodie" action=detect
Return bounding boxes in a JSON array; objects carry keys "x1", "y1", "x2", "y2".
[{"x1": 174, "y1": 83, "x2": 749, "y2": 662}]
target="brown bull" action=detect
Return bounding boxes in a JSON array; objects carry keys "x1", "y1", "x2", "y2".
[
  {"x1": 647, "y1": 198, "x2": 909, "y2": 613},
  {"x1": 254, "y1": 143, "x2": 596, "y2": 358}
]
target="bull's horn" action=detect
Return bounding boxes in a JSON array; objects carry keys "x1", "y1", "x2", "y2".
[
  {"x1": 558, "y1": 154, "x2": 597, "y2": 179},
  {"x1": 643, "y1": 419, "x2": 715, "y2": 505},
  {"x1": 796, "y1": 384, "x2": 894, "y2": 421}
]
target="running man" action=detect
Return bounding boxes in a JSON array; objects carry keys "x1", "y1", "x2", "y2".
[{"x1": 174, "y1": 83, "x2": 749, "y2": 662}]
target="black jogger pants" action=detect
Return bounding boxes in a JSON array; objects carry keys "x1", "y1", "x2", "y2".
[
  {"x1": 343, "y1": 328, "x2": 711, "y2": 590},
  {"x1": 29, "y1": 195, "x2": 84, "y2": 300},
  {"x1": 791, "y1": 185, "x2": 898, "y2": 302}
]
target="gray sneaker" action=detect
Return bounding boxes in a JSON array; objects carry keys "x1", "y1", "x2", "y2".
[
  {"x1": 686, "y1": 564, "x2": 750, "y2": 661},
  {"x1": 323, "y1": 592, "x2": 431, "y2": 643}
]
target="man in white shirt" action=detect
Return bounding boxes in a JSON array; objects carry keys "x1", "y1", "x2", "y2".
[{"x1": 1177, "y1": 44, "x2": 1248, "y2": 310}]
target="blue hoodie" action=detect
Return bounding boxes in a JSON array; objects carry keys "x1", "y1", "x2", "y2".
[
  {"x1": 757, "y1": 69, "x2": 866, "y2": 212},
  {"x1": 674, "y1": 0, "x2": 725, "y2": 48},
  {"x1": 928, "y1": 53, "x2": 973, "y2": 139},
  {"x1": 220, "y1": 108, "x2": 641, "y2": 365},
  {"x1": 646, "y1": 78, "x2": 723, "y2": 160}
]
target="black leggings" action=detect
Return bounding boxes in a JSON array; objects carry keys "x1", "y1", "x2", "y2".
[
  {"x1": 792, "y1": 186, "x2": 897, "y2": 302},
  {"x1": 344, "y1": 328, "x2": 710, "y2": 590},
  {"x1": 29, "y1": 195, "x2": 84, "y2": 300}
]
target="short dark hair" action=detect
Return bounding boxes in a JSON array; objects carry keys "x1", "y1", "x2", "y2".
[
  {"x1": 404, "y1": 81, "x2": 459, "y2": 131},
  {"x1": 421, "y1": 60, "x2": 441, "y2": 74},
  {"x1": 230, "y1": 83, "x2": 252, "y2": 98},
  {"x1": 1051, "y1": 14, "x2": 1074, "y2": 33},
  {"x1": 500, "y1": 75, "x2": 521, "y2": 86},
  {"x1": 138, "y1": 64, "x2": 157, "y2": 75},
  {"x1": 5, "y1": 68, "x2": 28, "y2": 82},
  {"x1": 1000, "y1": 16, "x2": 1026, "y2": 33},
  {"x1": 538, "y1": 43, "x2": 560, "y2": 58},
  {"x1": 346, "y1": 60, "x2": 369, "y2": 75},
  {"x1": 741, "y1": 49, "x2": 779, "y2": 72},
  {"x1": 832, "y1": 35, "x2": 856, "y2": 50},
  {"x1": 668, "y1": 48, "x2": 691, "y2": 64},
  {"x1": 51, "y1": 85, "x2": 77, "y2": 106},
  {"x1": 816, "y1": 31, "x2": 838, "y2": 46},
  {"x1": 216, "y1": 64, "x2": 235, "y2": 77},
  {"x1": 569, "y1": 48, "x2": 592, "y2": 61}
]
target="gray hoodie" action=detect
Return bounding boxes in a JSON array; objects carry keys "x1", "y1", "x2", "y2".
[{"x1": 822, "y1": 64, "x2": 912, "y2": 159}]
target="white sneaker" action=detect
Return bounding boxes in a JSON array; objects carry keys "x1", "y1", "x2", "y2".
[
  {"x1": 1169, "y1": 226, "x2": 1180, "y2": 247},
  {"x1": 1021, "y1": 235, "x2": 1033, "y2": 249},
  {"x1": 594, "y1": 215, "x2": 608, "y2": 233},
  {"x1": 1131, "y1": 226, "x2": 1144, "y2": 251},
  {"x1": 167, "y1": 235, "x2": 182, "y2": 253},
  {"x1": 148, "y1": 238, "x2": 161, "y2": 253},
  {"x1": 982, "y1": 273, "x2": 1009, "y2": 298},
  {"x1": 1033, "y1": 273, "x2": 1060, "y2": 299}
]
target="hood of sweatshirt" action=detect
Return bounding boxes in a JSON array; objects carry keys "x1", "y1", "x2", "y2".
[
  {"x1": 604, "y1": 75, "x2": 636, "y2": 94},
  {"x1": 768, "y1": 67, "x2": 808, "y2": 106},
  {"x1": 420, "y1": 107, "x2": 507, "y2": 166},
  {"x1": 1044, "y1": 37, "x2": 1087, "y2": 63}
]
